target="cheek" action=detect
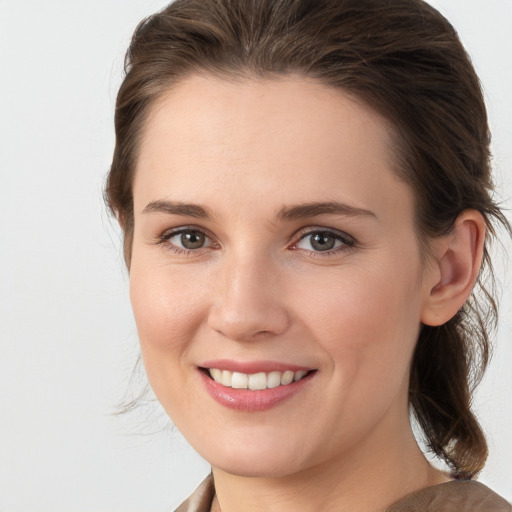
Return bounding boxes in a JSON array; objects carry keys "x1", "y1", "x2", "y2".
[
  {"x1": 129, "y1": 262, "x2": 217, "y2": 427},
  {"x1": 129, "y1": 261, "x2": 208, "y2": 381},
  {"x1": 293, "y1": 266, "x2": 423, "y2": 452},
  {"x1": 294, "y1": 258, "x2": 423, "y2": 382}
]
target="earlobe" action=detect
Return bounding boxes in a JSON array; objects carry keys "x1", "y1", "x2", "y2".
[{"x1": 421, "y1": 210, "x2": 486, "y2": 326}]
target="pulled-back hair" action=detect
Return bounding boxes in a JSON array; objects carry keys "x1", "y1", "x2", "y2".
[{"x1": 105, "y1": 0, "x2": 510, "y2": 478}]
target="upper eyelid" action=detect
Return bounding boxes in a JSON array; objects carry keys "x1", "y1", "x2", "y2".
[
  {"x1": 160, "y1": 225, "x2": 215, "y2": 240},
  {"x1": 293, "y1": 226, "x2": 356, "y2": 243},
  {"x1": 153, "y1": 226, "x2": 216, "y2": 252},
  {"x1": 160, "y1": 224, "x2": 353, "y2": 237},
  {"x1": 157, "y1": 225, "x2": 356, "y2": 249}
]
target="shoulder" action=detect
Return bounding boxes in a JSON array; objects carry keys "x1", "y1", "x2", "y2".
[
  {"x1": 175, "y1": 476, "x2": 511, "y2": 512},
  {"x1": 174, "y1": 474, "x2": 215, "y2": 512},
  {"x1": 387, "y1": 480, "x2": 512, "y2": 512}
]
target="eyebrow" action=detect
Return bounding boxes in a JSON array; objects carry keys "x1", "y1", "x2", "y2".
[
  {"x1": 141, "y1": 200, "x2": 376, "y2": 221},
  {"x1": 276, "y1": 201, "x2": 377, "y2": 221},
  {"x1": 142, "y1": 200, "x2": 213, "y2": 219}
]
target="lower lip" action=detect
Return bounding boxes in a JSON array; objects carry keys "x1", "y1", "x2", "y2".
[{"x1": 199, "y1": 369, "x2": 315, "y2": 412}]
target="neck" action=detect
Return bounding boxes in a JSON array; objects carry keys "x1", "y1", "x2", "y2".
[{"x1": 210, "y1": 419, "x2": 450, "y2": 512}]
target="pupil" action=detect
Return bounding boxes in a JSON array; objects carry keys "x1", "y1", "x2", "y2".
[
  {"x1": 181, "y1": 231, "x2": 205, "y2": 249},
  {"x1": 311, "y1": 233, "x2": 335, "y2": 251}
]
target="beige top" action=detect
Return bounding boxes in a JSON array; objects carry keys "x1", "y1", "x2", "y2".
[{"x1": 175, "y1": 474, "x2": 512, "y2": 512}]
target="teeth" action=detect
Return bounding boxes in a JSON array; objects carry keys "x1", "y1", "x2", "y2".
[
  {"x1": 210, "y1": 368, "x2": 222, "y2": 381},
  {"x1": 221, "y1": 370, "x2": 232, "y2": 387},
  {"x1": 208, "y1": 368, "x2": 310, "y2": 390},
  {"x1": 281, "y1": 370, "x2": 294, "y2": 385},
  {"x1": 267, "y1": 371, "x2": 282, "y2": 389},
  {"x1": 231, "y1": 372, "x2": 248, "y2": 389},
  {"x1": 248, "y1": 372, "x2": 267, "y2": 390},
  {"x1": 294, "y1": 370, "x2": 308, "y2": 381}
]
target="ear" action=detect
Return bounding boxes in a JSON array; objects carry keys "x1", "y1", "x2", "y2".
[{"x1": 421, "y1": 210, "x2": 486, "y2": 326}]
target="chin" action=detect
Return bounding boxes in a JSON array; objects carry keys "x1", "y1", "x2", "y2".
[
  {"x1": 212, "y1": 457, "x2": 302, "y2": 479},
  {"x1": 197, "y1": 439, "x2": 316, "y2": 479}
]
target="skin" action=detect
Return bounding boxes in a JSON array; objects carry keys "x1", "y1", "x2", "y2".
[{"x1": 129, "y1": 75, "x2": 485, "y2": 512}]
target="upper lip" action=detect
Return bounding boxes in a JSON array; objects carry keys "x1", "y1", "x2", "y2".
[{"x1": 200, "y1": 359, "x2": 314, "y2": 374}]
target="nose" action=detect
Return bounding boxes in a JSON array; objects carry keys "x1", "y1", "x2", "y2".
[{"x1": 207, "y1": 254, "x2": 291, "y2": 342}]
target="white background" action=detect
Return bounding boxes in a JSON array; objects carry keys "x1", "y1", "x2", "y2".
[{"x1": 0, "y1": 1, "x2": 510, "y2": 510}]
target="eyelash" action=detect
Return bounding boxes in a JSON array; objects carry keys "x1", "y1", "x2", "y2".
[
  {"x1": 156, "y1": 226, "x2": 357, "y2": 257},
  {"x1": 156, "y1": 227, "x2": 218, "y2": 256},
  {"x1": 291, "y1": 228, "x2": 357, "y2": 257}
]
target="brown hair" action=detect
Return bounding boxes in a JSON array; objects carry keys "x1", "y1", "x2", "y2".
[{"x1": 105, "y1": 0, "x2": 510, "y2": 478}]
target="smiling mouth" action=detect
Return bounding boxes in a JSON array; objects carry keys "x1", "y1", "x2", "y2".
[{"x1": 201, "y1": 368, "x2": 315, "y2": 391}]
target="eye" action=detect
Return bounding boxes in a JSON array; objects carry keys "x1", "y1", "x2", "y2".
[
  {"x1": 158, "y1": 227, "x2": 215, "y2": 253},
  {"x1": 175, "y1": 230, "x2": 207, "y2": 249},
  {"x1": 293, "y1": 229, "x2": 355, "y2": 253}
]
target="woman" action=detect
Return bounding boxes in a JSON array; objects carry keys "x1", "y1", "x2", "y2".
[{"x1": 105, "y1": 0, "x2": 511, "y2": 510}]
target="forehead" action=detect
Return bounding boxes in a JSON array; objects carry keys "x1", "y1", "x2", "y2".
[{"x1": 133, "y1": 74, "x2": 412, "y2": 223}]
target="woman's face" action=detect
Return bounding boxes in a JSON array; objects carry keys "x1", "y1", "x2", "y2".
[{"x1": 130, "y1": 75, "x2": 435, "y2": 477}]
